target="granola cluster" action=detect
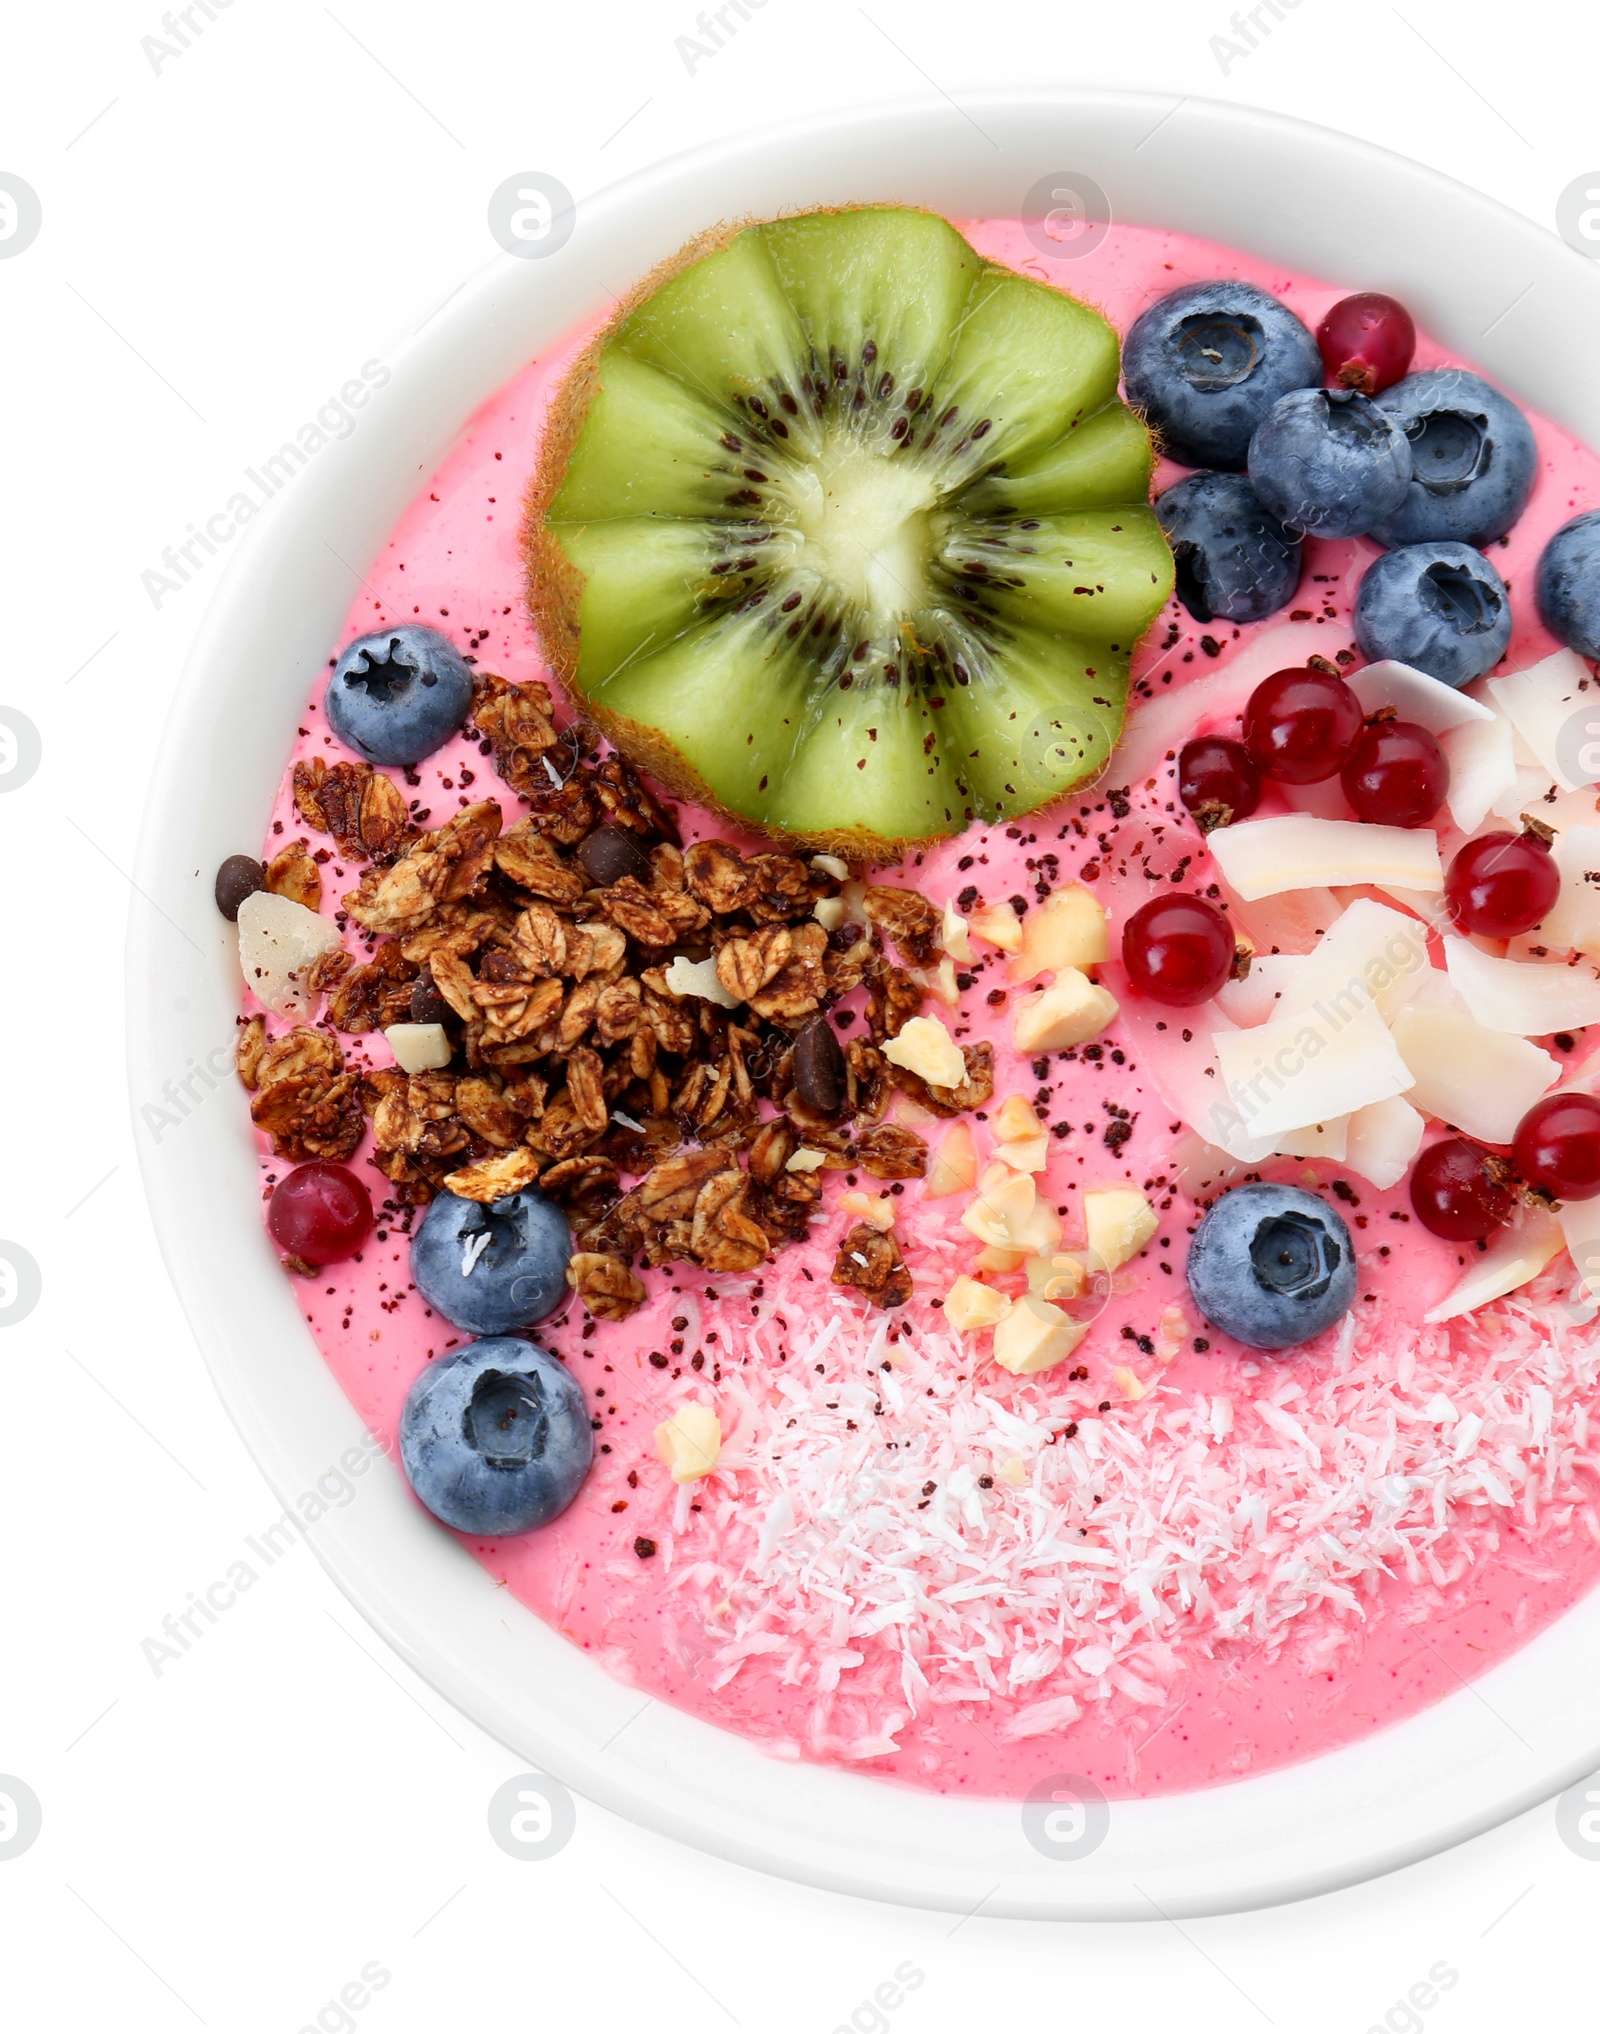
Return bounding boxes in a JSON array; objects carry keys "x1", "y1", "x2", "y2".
[{"x1": 243, "y1": 673, "x2": 994, "y2": 1315}]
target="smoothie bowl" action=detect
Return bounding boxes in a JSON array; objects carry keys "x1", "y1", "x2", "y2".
[{"x1": 132, "y1": 95, "x2": 1600, "y2": 1916}]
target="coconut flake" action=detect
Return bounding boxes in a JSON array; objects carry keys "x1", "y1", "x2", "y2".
[
  {"x1": 1443, "y1": 934, "x2": 1600, "y2": 1035},
  {"x1": 1488, "y1": 651, "x2": 1599, "y2": 790},
  {"x1": 1209, "y1": 815, "x2": 1443, "y2": 900},
  {"x1": 1349, "y1": 658, "x2": 1496, "y2": 734}
]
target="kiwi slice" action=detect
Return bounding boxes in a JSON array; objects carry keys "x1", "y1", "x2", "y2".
[{"x1": 529, "y1": 206, "x2": 1172, "y2": 858}]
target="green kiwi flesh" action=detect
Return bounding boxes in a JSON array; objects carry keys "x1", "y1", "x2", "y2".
[{"x1": 531, "y1": 207, "x2": 1172, "y2": 857}]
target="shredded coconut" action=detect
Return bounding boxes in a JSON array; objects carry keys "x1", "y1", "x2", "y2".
[{"x1": 651, "y1": 1260, "x2": 1600, "y2": 1759}]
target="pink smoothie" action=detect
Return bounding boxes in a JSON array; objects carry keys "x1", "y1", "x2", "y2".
[{"x1": 251, "y1": 220, "x2": 1600, "y2": 1798}]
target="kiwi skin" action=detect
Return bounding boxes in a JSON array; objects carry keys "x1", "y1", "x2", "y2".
[{"x1": 524, "y1": 207, "x2": 1163, "y2": 867}]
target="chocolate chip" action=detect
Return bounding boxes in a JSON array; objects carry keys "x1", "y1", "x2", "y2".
[
  {"x1": 214, "y1": 854, "x2": 265, "y2": 921},
  {"x1": 410, "y1": 971, "x2": 452, "y2": 1026},
  {"x1": 579, "y1": 824, "x2": 652, "y2": 887},
  {"x1": 792, "y1": 1011, "x2": 846, "y2": 1115}
]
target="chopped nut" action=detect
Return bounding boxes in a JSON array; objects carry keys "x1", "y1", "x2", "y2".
[
  {"x1": 664, "y1": 953, "x2": 740, "y2": 1009},
  {"x1": 994, "y1": 1135, "x2": 1048, "y2": 1174},
  {"x1": 941, "y1": 899, "x2": 973, "y2": 962},
  {"x1": 1155, "y1": 1304, "x2": 1190, "y2": 1363},
  {"x1": 961, "y1": 1168, "x2": 1062, "y2": 1256},
  {"x1": 1112, "y1": 1364, "x2": 1149, "y2": 1402},
  {"x1": 655, "y1": 1401, "x2": 721, "y2": 1483},
  {"x1": 1008, "y1": 884, "x2": 1107, "y2": 985},
  {"x1": 1082, "y1": 1186, "x2": 1158, "y2": 1271},
  {"x1": 992, "y1": 1295, "x2": 1087, "y2": 1375},
  {"x1": 923, "y1": 957, "x2": 961, "y2": 1008},
  {"x1": 813, "y1": 896, "x2": 846, "y2": 933},
  {"x1": 1026, "y1": 1252, "x2": 1088, "y2": 1303},
  {"x1": 881, "y1": 1014, "x2": 966, "y2": 1089},
  {"x1": 993, "y1": 1097, "x2": 1050, "y2": 1173},
  {"x1": 1012, "y1": 969, "x2": 1119, "y2": 1053},
  {"x1": 960, "y1": 1169, "x2": 1038, "y2": 1249},
  {"x1": 993, "y1": 1095, "x2": 1043, "y2": 1142},
  {"x1": 385, "y1": 1021, "x2": 452, "y2": 1074},
  {"x1": 942, "y1": 1276, "x2": 1012, "y2": 1331},
  {"x1": 840, "y1": 1189, "x2": 896, "y2": 1231},
  {"x1": 895, "y1": 1040, "x2": 995, "y2": 1118},
  {"x1": 785, "y1": 1146, "x2": 828, "y2": 1173},
  {"x1": 968, "y1": 899, "x2": 1022, "y2": 952},
  {"x1": 810, "y1": 853, "x2": 851, "y2": 881},
  {"x1": 924, "y1": 1120, "x2": 978, "y2": 1198}
]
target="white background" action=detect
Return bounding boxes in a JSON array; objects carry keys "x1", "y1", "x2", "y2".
[{"x1": 4, "y1": 1, "x2": 1600, "y2": 2028}]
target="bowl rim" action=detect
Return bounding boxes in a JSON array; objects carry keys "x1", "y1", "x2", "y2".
[{"x1": 129, "y1": 85, "x2": 1600, "y2": 1920}]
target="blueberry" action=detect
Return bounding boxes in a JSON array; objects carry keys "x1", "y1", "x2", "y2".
[
  {"x1": 1537, "y1": 511, "x2": 1600, "y2": 659},
  {"x1": 412, "y1": 1187, "x2": 571, "y2": 1336},
  {"x1": 1186, "y1": 1183, "x2": 1356, "y2": 1351},
  {"x1": 325, "y1": 624, "x2": 474, "y2": 766},
  {"x1": 1123, "y1": 281, "x2": 1321, "y2": 471},
  {"x1": 1354, "y1": 541, "x2": 1511, "y2": 688},
  {"x1": 1154, "y1": 472, "x2": 1302, "y2": 624},
  {"x1": 400, "y1": 1337, "x2": 592, "y2": 1535},
  {"x1": 1368, "y1": 368, "x2": 1536, "y2": 548},
  {"x1": 1246, "y1": 387, "x2": 1412, "y2": 538}
]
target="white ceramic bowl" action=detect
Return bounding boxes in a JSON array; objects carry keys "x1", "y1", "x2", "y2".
[{"x1": 131, "y1": 90, "x2": 1600, "y2": 1919}]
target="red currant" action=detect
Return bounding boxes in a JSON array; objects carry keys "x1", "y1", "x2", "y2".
[
  {"x1": 1122, "y1": 894, "x2": 1236, "y2": 1006},
  {"x1": 1178, "y1": 736, "x2": 1261, "y2": 832},
  {"x1": 1513, "y1": 1092, "x2": 1600, "y2": 1202},
  {"x1": 1409, "y1": 1137, "x2": 1515, "y2": 1241},
  {"x1": 1242, "y1": 668, "x2": 1363, "y2": 784},
  {"x1": 1340, "y1": 718, "x2": 1448, "y2": 827},
  {"x1": 1444, "y1": 829, "x2": 1560, "y2": 939},
  {"x1": 268, "y1": 1162, "x2": 374, "y2": 1266},
  {"x1": 1316, "y1": 292, "x2": 1416, "y2": 396}
]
